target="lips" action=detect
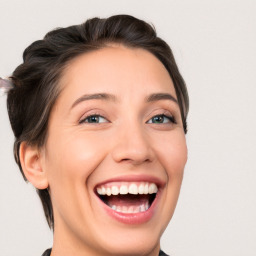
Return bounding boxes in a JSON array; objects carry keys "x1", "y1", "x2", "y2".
[{"x1": 94, "y1": 178, "x2": 162, "y2": 224}]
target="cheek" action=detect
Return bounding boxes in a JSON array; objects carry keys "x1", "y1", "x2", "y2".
[
  {"x1": 49, "y1": 130, "x2": 105, "y2": 171},
  {"x1": 45, "y1": 130, "x2": 108, "y2": 197},
  {"x1": 154, "y1": 131, "x2": 187, "y2": 178}
]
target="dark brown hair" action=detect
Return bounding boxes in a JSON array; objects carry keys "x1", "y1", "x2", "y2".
[{"x1": 7, "y1": 14, "x2": 189, "y2": 229}]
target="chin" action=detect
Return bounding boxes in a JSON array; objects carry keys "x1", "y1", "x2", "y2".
[
  {"x1": 88, "y1": 221, "x2": 164, "y2": 256},
  {"x1": 99, "y1": 234, "x2": 160, "y2": 256}
]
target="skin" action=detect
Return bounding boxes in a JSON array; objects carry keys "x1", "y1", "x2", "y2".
[{"x1": 20, "y1": 45, "x2": 187, "y2": 256}]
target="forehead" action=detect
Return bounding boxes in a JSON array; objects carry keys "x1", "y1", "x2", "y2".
[{"x1": 58, "y1": 45, "x2": 176, "y2": 103}]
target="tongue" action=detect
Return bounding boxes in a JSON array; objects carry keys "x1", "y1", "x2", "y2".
[{"x1": 106, "y1": 194, "x2": 149, "y2": 207}]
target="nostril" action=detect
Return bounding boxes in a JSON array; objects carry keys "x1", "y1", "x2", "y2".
[
  {"x1": 119, "y1": 157, "x2": 152, "y2": 166},
  {"x1": 111, "y1": 142, "x2": 154, "y2": 165}
]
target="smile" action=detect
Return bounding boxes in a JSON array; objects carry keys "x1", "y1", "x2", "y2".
[{"x1": 95, "y1": 182, "x2": 159, "y2": 214}]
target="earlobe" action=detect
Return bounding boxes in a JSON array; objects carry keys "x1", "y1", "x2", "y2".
[{"x1": 19, "y1": 142, "x2": 49, "y2": 190}]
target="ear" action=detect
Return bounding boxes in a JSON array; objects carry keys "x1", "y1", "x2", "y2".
[{"x1": 19, "y1": 142, "x2": 49, "y2": 189}]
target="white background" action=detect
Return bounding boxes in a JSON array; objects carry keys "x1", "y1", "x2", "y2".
[{"x1": 0, "y1": 0, "x2": 256, "y2": 255}]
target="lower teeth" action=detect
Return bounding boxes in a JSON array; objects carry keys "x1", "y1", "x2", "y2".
[
  {"x1": 110, "y1": 203, "x2": 149, "y2": 213},
  {"x1": 98, "y1": 193, "x2": 156, "y2": 213}
]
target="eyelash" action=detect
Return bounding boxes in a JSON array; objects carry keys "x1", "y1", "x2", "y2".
[
  {"x1": 147, "y1": 114, "x2": 176, "y2": 124},
  {"x1": 79, "y1": 114, "x2": 176, "y2": 125},
  {"x1": 79, "y1": 114, "x2": 108, "y2": 124}
]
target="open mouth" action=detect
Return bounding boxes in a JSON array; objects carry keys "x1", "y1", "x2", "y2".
[{"x1": 95, "y1": 182, "x2": 158, "y2": 214}]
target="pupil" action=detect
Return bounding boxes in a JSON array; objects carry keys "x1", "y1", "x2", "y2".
[{"x1": 89, "y1": 116, "x2": 99, "y2": 123}]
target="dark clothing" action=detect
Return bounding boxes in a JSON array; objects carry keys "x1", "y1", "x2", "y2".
[
  {"x1": 42, "y1": 248, "x2": 169, "y2": 255},
  {"x1": 41, "y1": 249, "x2": 51, "y2": 256},
  {"x1": 159, "y1": 250, "x2": 169, "y2": 256}
]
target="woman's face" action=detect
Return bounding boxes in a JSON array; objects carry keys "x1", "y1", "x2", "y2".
[{"x1": 42, "y1": 45, "x2": 187, "y2": 256}]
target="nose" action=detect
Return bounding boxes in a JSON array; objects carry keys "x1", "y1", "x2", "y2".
[{"x1": 111, "y1": 124, "x2": 154, "y2": 165}]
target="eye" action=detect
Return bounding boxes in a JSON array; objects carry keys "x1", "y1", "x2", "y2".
[
  {"x1": 147, "y1": 114, "x2": 176, "y2": 124},
  {"x1": 79, "y1": 115, "x2": 108, "y2": 124}
]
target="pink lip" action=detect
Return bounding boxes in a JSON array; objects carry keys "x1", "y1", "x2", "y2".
[{"x1": 94, "y1": 174, "x2": 164, "y2": 225}]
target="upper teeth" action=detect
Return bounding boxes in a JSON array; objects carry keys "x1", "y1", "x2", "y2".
[{"x1": 96, "y1": 182, "x2": 158, "y2": 196}]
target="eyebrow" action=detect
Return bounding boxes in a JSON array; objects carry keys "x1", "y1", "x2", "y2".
[
  {"x1": 146, "y1": 93, "x2": 178, "y2": 104},
  {"x1": 71, "y1": 93, "x2": 117, "y2": 109}
]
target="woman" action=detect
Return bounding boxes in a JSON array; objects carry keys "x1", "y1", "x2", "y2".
[{"x1": 0, "y1": 15, "x2": 189, "y2": 256}]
